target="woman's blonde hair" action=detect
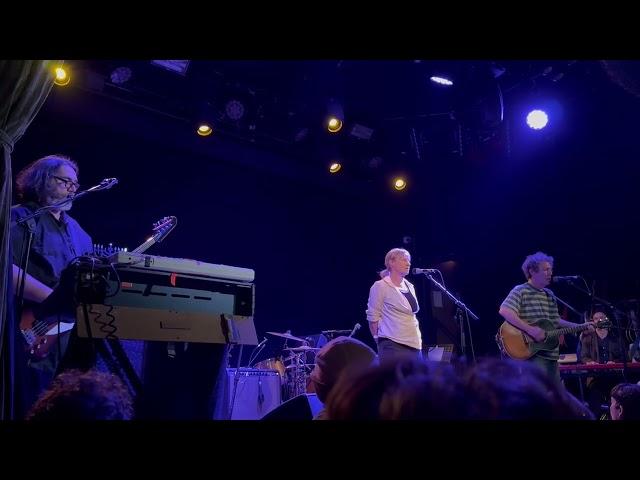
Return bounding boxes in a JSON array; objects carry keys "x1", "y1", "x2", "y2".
[{"x1": 379, "y1": 248, "x2": 411, "y2": 278}]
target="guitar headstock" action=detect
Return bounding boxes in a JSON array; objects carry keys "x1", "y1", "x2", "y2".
[
  {"x1": 595, "y1": 320, "x2": 612, "y2": 329},
  {"x1": 129, "y1": 216, "x2": 178, "y2": 254},
  {"x1": 152, "y1": 216, "x2": 177, "y2": 243}
]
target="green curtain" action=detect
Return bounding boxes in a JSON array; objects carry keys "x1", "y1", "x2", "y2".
[{"x1": 0, "y1": 60, "x2": 58, "y2": 419}]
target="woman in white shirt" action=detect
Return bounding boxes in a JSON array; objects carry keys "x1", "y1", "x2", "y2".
[{"x1": 366, "y1": 248, "x2": 423, "y2": 362}]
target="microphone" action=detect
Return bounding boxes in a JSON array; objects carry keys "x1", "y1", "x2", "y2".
[
  {"x1": 412, "y1": 268, "x2": 438, "y2": 275},
  {"x1": 100, "y1": 178, "x2": 119, "y2": 189},
  {"x1": 349, "y1": 323, "x2": 361, "y2": 337},
  {"x1": 256, "y1": 337, "x2": 268, "y2": 348},
  {"x1": 81, "y1": 178, "x2": 119, "y2": 194},
  {"x1": 552, "y1": 275, "x2": 580, "y2": 282}
]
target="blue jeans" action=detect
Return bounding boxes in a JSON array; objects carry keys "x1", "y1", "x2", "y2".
[{"x1": 377, "y1": 337, "x2": 422, "y2": 364}]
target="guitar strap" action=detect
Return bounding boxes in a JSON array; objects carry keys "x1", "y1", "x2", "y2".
[{"x1": 15, "y1": 206, "x2": 40, "y2": 319}]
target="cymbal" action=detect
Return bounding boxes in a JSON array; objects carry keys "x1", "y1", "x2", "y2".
[
  {"x1": 284, "y1": 346, "x2": 320, "y2": 352},
  {"x1": 266, "y1": 331, "x2": 306, "y2": 342}
]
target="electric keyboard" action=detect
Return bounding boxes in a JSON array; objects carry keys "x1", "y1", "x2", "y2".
[
  {"x1": 75, "y1": 253, "x2": 258, "y2": 344},
  {"x1": 560, "y1": 362, "x2": 640, "y2": 376},
  {"x1": 108, "y1": 251, "x2": 255, "y2": 283}
]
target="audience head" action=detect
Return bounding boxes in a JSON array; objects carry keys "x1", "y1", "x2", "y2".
[
  {"x1": 462, "y1": 358, "x2": 592, "y2": 420},
  {"x1": 26, "y1": 369, "x2": 133, "y2": 421},
  {"x1": 610, "y1": 383, "x2": 640, "y2": 420},
  {"x1": 326, "y1": 357, "x2": 467, "y2": 420},
  {"x1": 310, "y1": 336, "x2": 377, "y2": 403}
]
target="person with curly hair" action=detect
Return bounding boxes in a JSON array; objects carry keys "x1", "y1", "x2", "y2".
[
  {"x1": 499, "y1": 251, "x2": 595, "y2": 382},
  {"x1": 26, "y1": 369, "x2": 133, "y2": 420}
]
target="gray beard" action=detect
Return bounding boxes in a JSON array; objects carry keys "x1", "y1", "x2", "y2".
[{"x1": 43, "y1": 194, "x2": 73, "y2": 211}]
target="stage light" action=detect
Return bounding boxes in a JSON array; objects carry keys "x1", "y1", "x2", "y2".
[
  {"x1": 394, "y1": 177, "x2": 407, "y2": 191},
  {"x1": 194, "y1": 101, "x2": 218, "y2": 137},
  {"x1": 349, "y1": 123, "x2": 374, "y2": 140},
  {"x1": 53, "y1": 66, "x2": 70, "y2": 86},
  {"x1": 196, "y1": 124, "x2": 213, "y2": 136},
  {"x1": 327, "y1": 117, "x2": 343, "y2": 133},
  {"x1": 526, "y1": 109, "x2": 549, "y2": 130},
  {"x1": 225, "y1": 99, "x2": 245, "y2": 121},
  {"x1": 329, "y1": 162, "x2": 342, "y2": 173},
  {"x1": 430, "y1": 76, "x2": 453, "y2": 86},
  {"x1": 110, "y1": 66, "x2": 132, "y2": 85},
  {"x1": 150, "y1": 60, "x2": 190, "y2": 76}
]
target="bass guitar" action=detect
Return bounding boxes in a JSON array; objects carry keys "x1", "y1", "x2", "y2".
[{"x1": 20, "y1": 216, "x2": 177, "y2": 360}]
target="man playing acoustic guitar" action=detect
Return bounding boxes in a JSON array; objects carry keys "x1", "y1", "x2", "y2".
[{"x1": 498, "y1": 252, "x2": 596, "y2": 383}]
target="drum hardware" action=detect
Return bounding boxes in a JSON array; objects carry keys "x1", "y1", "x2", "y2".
[
  {"x1": 258, "y1": 330, "x2": 327, "y2": 400},
  {"x1": 282, "y1": 350, "x2": 309, "y2": 398},
  {"x1": 266, "y1": 331, "x2": 307, "y2": 343},
  {"x1": 284, "y1": 346, "x2": 320, "y2": 352}
]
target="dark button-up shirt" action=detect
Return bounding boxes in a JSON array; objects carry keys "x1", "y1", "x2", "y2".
[
  {"x1": 579, "y1": 330, "x2": 626, "y2": 364},
  {"x1": 11, "y1": 202, "x2": 93, "y2": 288}
]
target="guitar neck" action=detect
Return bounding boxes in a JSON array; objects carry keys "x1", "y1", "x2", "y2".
[
  {"x1": 547, "y1": 323, "x2": 590, "y2": 338},
  {"x1": 131, "y1": 238, "x2": 156, "y2": 254}
]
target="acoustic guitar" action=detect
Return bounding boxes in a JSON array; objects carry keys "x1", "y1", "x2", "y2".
[{"x1": 496, "y1": 319, "x2": 611, "y2": 360}]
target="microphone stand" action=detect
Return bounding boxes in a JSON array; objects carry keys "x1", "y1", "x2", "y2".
[
  {"x1": 553, "y1": 295, "x2": 583, "y2": 317},
  {"x1": 421, "y1": 273, "x2": 479, "y2": 362},
  {"x1": 348, "y1": 324, "x2": 360, "y2": 338},
  {"x1": 248, "y1": 339, "x2": 267, "y2": 367},
  {"x1": 551, "y1": 294, "x2": 587, "y2": 363}
]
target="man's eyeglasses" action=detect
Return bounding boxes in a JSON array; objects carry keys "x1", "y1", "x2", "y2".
[{"x1": 52, "y1": 175, "x2": 80, "y2": 191}]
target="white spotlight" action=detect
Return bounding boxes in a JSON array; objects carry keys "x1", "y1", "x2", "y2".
[
  {"x1": 526, "y1": 110, "x2": 549, "y2": 130},
  {"x1": 430, "y1": 76, "x2": 453, "y2": 86}
]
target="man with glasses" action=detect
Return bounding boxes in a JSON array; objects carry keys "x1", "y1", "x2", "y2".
[
  {"x1": 578, "y1": 309, "x2": 628, "y2": 416},
  {"x1": 10, "y1": 154, "x2": 93, "y2": 417},
  {"x1": 578, "y1": 310, "x2": 626, "y2": 365}
]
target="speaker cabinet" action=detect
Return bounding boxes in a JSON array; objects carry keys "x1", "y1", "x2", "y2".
[
  {"x1": 261, "y1": 393, "x2": 324, "y2": 420},
  {"x1": 224, "y1": 369, "x2": 282, "y2": 420}
]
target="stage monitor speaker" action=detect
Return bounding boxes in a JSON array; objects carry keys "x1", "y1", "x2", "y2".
[
  {"x1": 424, "y1": 344, "x2": 454, "y2": 362},
  {"x1": 224, "y1": 368, "x2": 282, "y2": 420},
  {"x1": 261, "y1": 393, "x2": 324, "y2": 420}
]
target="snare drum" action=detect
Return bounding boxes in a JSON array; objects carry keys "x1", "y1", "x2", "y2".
[{"x1": 254, "y1": 357, "x2": 286, "y2": 377}]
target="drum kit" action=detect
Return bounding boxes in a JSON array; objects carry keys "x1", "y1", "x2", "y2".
[{"x1": 252, "y1": 331, "x2": 320, "y2": 400}]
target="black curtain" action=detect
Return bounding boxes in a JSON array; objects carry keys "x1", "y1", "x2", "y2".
[{"x1": 0, "y1": 60, "x2": 57, "y2": 420}]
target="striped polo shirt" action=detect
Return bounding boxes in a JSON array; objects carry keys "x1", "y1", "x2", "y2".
[{"x1": 500, "y1": 282, "x2": 561, "y2": 360}]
